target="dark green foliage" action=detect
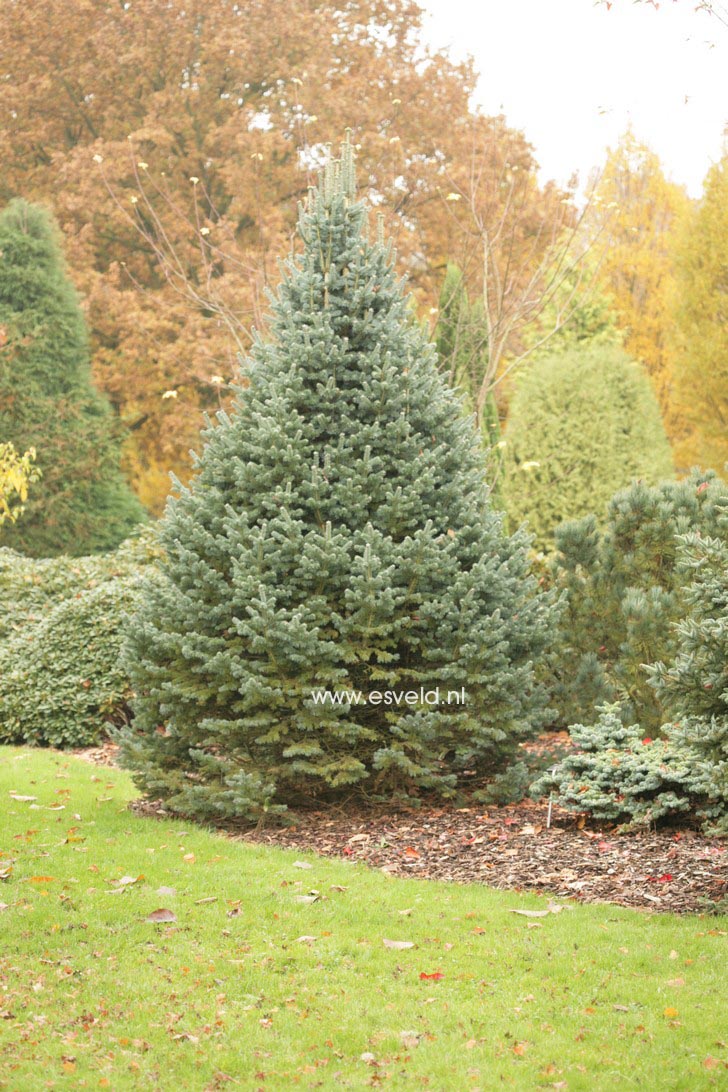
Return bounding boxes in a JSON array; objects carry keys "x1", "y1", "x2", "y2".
[
  {"x1": 434, "y1": 264, "x2": 504, "y2": 495},
  {"x1": 503, "y1": 347, "x2": 674, "y2": 550},
  {"x1": 549, "y1": 470, "x2": 727, "y2": 730},
  {"x1": 648, "y1": 516, "x2": 728, "y2": 830},
  {"x1": 531, "y1": 705, "x2": 717, "y2": 828},
  {"x1": 0, "y1": 532, "x2": 160, "y2": 747},
  {"x1": 120, "y1": 140, "x2": 558, "y2": 823},
  {"x1": 0, "y1": 198, "x2": 145, "y2": 556}
]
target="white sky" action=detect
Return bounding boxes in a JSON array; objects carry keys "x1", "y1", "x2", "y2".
[{"x1": 419, "y1": 0, "x2": 728, "y2": 196}]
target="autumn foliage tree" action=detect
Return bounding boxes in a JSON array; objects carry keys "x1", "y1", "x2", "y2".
[
  {"x1": 0, "y1": 0, "x2": 582, "y2": 511},
  {"x1": 589, "y1": 130, "x2": 689, "y2": 425},
  {"x1": 670, "y1": 152, "x2": 728, "y2": 471},
  {"x1": 0, "y1": 442, "x2": 40, "y2": 526}
]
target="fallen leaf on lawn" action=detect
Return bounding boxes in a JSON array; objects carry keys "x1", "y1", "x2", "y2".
[
  {"x1": 512, "y1": 1041, "x2": 529, "y2": 1056},
  {"x1": 419, "y1": 971, "x2": 444, "y2": 980},
  {"x1": 527, "y1": 922, "x2": 542, "y2": 929},
  {"x1": 669, "y1": 950, "x2": 679, "y2": 960},
  {"x1": 400, "y1": 1030, "x2": 420, "y2": 1048},
  {"x1": 157, "y1": 886, "x2": 177, "y2": 897},
  {"x1": 398, "y1": 908, "x2": 412, "y2": 916},
  {"x1": 464, "y1": 1038, "x2": 477, "y2": 1049},
  {"x1": 292, "y1": 861, "x2": 312, "y2": 870},
  {"x1": 182, "y1": 853, "x2": 195, "y2": 864},
  {"x1": 360, "y1": 1052, "x2": 376, "y2": 1064},
  {"x1": 667, "y1": 978, "x2": 685, "y2": 988},
  {"x1": 703, "y1": 1056, "x2": 723, "y2": 1070},
  {"x1": 172, "y1": 1032, "x2": 199, "y2": 1043},
  {"x1": 195, "y1": 896, "x2": 217, "y2": 905},
  {"x1": 9, "y1": 794, "x2": 36, "y2": 802},
  {"x1": 508, "y1": 909, "x2": 549, "y2": 918},
  {"x1": 663, "y1": 1007, "x2": 679, "y2": 1018},
  {"x1": 294, "y1": 895, "x2": 319, "y2": 904},
  {"x1": 296, "y1": 935, "x2": 317, "y2": 943},
  {"x1": 0, "y1": 867, "x2": 12, "y2": 881},
  {"x1": 330, "y1": 884, "x2": 347, "y2": 892},
  {"x1": 146, "y1": 908, "x2": 177, "y2": 923},
  {"x1": 116, "y1": 875, "x2": 142, "y2": 887},
  {"x1": 613, "y1": 1005, "x2": 630, "y2": 1012},
  {"x1": 0, "y1": 902, "x2": 8, "y2": 912},
  {"x1": 29, "y1": 876, "x2": 54, "y2": 883},
  {"x1": 383, "y1": 939, "x2": 414, "y2": 950}
]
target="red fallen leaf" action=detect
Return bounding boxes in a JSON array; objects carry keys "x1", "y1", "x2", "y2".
[
  {"x1": 419, "y1": 971, "x2": 444, "y2": 981},
  {"x1": 404, "y1": 847, "x2": 420, "y2": 858},
  {"x1": 341, "y1": 847, "x2": 353, "y2": 857},
  {"x1": 657, "y1": 873, "x2": 673, "y2": 883},
  {"x1": 145, "y1": 908, "x2": 177, "y2": 923}
]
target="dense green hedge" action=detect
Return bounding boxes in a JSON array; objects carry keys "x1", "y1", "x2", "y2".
[
  {"x1": 0, "y1": 531, "x2": 160, "y2": 747},
  {"x1": 503, "y1": 347, "x2": 674, "y2": 550}
]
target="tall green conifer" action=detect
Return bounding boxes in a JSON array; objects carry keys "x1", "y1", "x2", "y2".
[
  {"x1": 0, "y1": 199, "x2": 144, "y2": 555},
  {"x1": 120, "y1": 138, "x2": 556, "y2": 822}
]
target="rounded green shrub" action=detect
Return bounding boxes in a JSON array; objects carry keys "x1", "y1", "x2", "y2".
[
  {"x1": 503, "y1": 346, "x2": 674, "y2": 550},
  {"x1": 531, "y1": 705, "x2": 718, "y2": 829},
  {"x1": 0, "y1": 530, "x2": 160, "y2": 747}
]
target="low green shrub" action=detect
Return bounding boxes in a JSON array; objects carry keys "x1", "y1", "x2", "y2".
[
  {"x1": 531, "y1": 705, "x2": 718, "y2": 829},
  {"x1": 0, "y1": 529, "x2": 161, "y2": 747}
]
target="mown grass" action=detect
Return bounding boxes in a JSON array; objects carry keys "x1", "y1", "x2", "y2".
[{"x1": 0, "y1": 747, "x2": 725, "y2": 1091}]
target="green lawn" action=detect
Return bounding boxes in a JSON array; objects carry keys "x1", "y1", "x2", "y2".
[{"x1": 0, "y1": 748, "x2": 725, "y2": 1091}]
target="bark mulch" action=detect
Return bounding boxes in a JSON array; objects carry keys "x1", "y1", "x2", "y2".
[
  {"x1": 237, "y1": 800, "x2": 727, "y2": 915},
  {"x1": 75, "y1": 741, "x2": 727, "y2": 914}
]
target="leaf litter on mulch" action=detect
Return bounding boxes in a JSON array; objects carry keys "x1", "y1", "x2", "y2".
[{"x1": 78, "y1": 740, "x2": 727, "y2": 914}]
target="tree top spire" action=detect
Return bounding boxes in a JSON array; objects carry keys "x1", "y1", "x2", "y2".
[{"x1": 318, "y1": 130, "x2": 357, "y2": 207}]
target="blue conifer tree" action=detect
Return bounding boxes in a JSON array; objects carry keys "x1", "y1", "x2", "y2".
[{"x1": 120, "y1": 138, "x2": 557, "y2": 821}]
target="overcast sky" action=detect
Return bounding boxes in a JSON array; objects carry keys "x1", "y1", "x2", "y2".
[{"x1": 419, "y1": 0, "x2": 728, "y2": 196}]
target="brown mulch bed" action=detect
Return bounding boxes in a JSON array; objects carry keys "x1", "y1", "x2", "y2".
[
  {"x1": 78, "y1": 740, "x2": 727, "y2": 914},
  {"x1": 236, "y1": 800, "x2": 727, "y2": 915}
]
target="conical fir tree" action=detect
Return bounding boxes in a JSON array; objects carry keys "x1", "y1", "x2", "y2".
[
  {"x1": 0, "y1": 199, "x2": 145, "y2": 556},
  {"x1": 121, "y1": 137, "x2": 557, "y2": 822}
]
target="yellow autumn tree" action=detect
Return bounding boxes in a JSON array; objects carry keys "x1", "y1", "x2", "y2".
[
  {"x1": 592, "y1": 130, "x2": 690, "y2": 424},
  {"x1": 670, "y1": 152, "x2": 728, "y2": 473},
  {"x1": 0, "y1": 442, "x2": 40, "y2": 527}
]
